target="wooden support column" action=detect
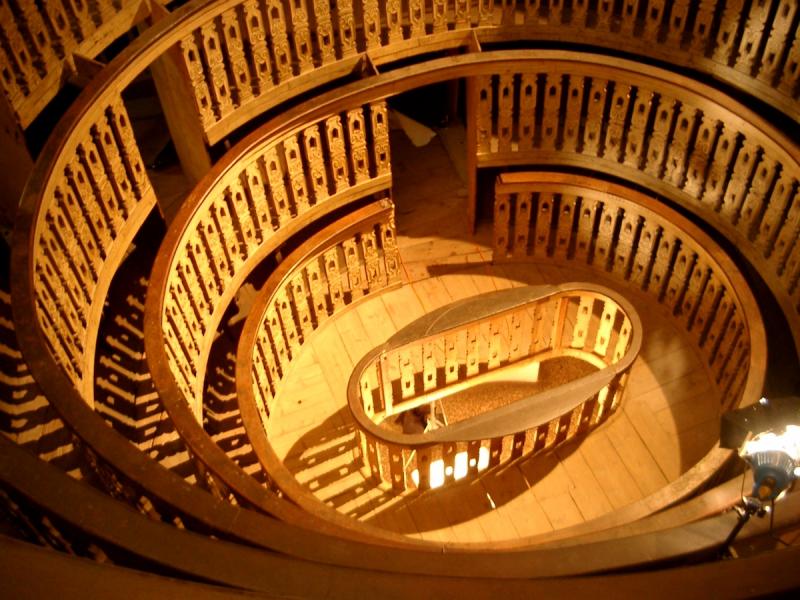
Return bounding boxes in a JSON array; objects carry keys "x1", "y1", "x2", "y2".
[
  {"x1": 0, "y1": 93, "x2": 33, "y2": 227},
  {"x1": 146, "y1": 2, "x2": 211, "y2": 187}
]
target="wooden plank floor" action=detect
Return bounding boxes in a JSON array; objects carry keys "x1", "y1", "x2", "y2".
[{"x1": 267, "y1": 134, "x2": 723, "y2": 544}]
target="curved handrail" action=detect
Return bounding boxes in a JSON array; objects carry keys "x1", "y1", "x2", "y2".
[{"x1": 347, "y1": 283, "x2": 642, "y2": 446}]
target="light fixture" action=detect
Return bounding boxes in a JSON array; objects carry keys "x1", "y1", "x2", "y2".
[{"x1": 720, "y1": 396, "x2": 799, "y2": 554}]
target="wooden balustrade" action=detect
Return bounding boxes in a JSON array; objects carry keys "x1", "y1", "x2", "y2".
[
  {"x1": 492, "y1": 172, "x2": 766, "y2": 409},
  {"x1": 468, "y1": 61, "x2": 800, "y2": 356},
  {"x1": 29, "y1": 95, "x2": 155, "y2": 401},
  {"x1": 235, "y1": 199, "x2": 401, "y2": 509},
  {"x1": 173, "y1": 0, "x2": 800, "y2": 147},
  {"x1": 153, "y1": 101, "x2": 391, "y2": 421},
  {"x1": 347, "y1": 283, "x2": 641, "y2": 492}
]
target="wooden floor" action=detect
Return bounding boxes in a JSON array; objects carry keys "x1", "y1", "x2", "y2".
[{"x1": 266, "y1": 132, "x2": 722, "y2": 544}]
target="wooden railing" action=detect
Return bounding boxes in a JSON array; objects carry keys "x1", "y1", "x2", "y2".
[
  {"x1": 0, "y1": 0, "x2": 149, "y2": 129},
  {"x1": 468, "y1": 59, "x2": 800, "y2": 355},
  {"x1": 176, "y1": 0, "x2": 800, "y2": 146},
  {"x1": 235, "y1": 199, "x2": 401, "y2": 510},
  {"x1": 348, "y1": 283, "x2": 641, "y2": 492},
  {"x1": 151, "y1": 101, "x2": 390, "y2": 422},
  {"x1": 492, "y1": 172, "x2": 766, "y2": 409}
]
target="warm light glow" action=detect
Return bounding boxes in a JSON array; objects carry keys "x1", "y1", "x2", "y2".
[
  {"x1": 740, "y1": 425, "x2": 800, "y2": 460},
  {"x1": 411, "y1": 447, "x2": 491, "y2": 489}
]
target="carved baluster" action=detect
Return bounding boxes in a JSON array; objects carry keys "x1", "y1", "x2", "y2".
[
  {"x1": 323, "y1": 247, "x2": 345, "y2": 310},
  {"x1": 0, "y1": 4, "x2": 42, "y2": 107},
  {"x1": 108, "y1": 98, "x2": 150, "y2": 201},
  {"x1": 283, "y1": 136, "x2": 311, "y2": 213},
  {"x1": 454, "y1": 0, "x2": 470, "y2": 27},
  {"x1": 302, "y1": 125, "x2": 329, "y2": 203},
  {"x1": 593, "y1": 202, "x2": 620, "y2": 270},
  {"x1": 243, "y1": 161, "x2": 274, "y2": 236},
  {"x1": 683, "y1": 115, "x2": 718, "y2": 197},
  {"x1": 41, "y1": 0, "x2": 78, "y2": 54},
  {"x1": 496, "y1": 74, "x2": 514, "y2": 152},
  {"x1": 478, "y1": 0, "x2": 494, "y2": 25},
  {"x1": 663, "y1": 245, "x2": 696, "y2": 311},
  {"x1": 220, "y1": 10, "x2": 253, "y2": 107},
  {"x1": 335, "y1": 0, "x2": 357, "y2": 57},
  {"x1": 228, "y1": 178, "x2": 259, "y2": 253},
  {"x1": 370, "y1": 102, "x2": 390, "y2": 176},
  {"x1": 41, "y1": 215, "x2": 91, "y2": 308},
  {"x1": 172, "y1": 271, "x2": 205, "y2": 340},
  {"x1": 642, "y1": 0, "x2": 666, "y2": 40},
  {"x1": 701, "y1": 125, "x2": 738, "y2": 207},
  {"x1": 79, "y1": 134, "x2": 121, "y2": 238},
  {"x1": 553, "y1": 194, "x2": 578, "y2": 260},
  {"x1": 617, "y1": 0, "x2": 639, "y2": 37},
  {"x1": 35, "y1": 246, "x2": 84, "y2": 350},
  {"x1": 756, "y1": 172, "x2": 796, "y2": 257},
  {"x1": 195, "y1": 219, "x2": 226, "y2": 298},
  {"x1": 712, "y1": 0, "x2": 745, "y2": 65},
  {"x1": 306, "y1": 259, "x2": 330, "y2": 323},
  {"x1": 361, "y1": 229, "x2": 384, "y2": 289},
  {"x1": 199, "y1": 22, "x2": 235, "y2": 120},
  {"x1": 532, "y1": 192, "x2": 553, "y2": 258},
  {"x1": 409, "y1": 0, "x2": 425, "y2": 38},
  {"x1": 15, "y1": 1, "x2": 57, "y2": 77},
  {"x1": 612, "y1": 210, "x2": 640, "y2": 279},
  {"x1": 583, "y1": 77, "x2": 608, "y2": 156},
  {"x1": 264, "y1": 0, "x2": 293, "y2": 81},
  {"x1": 432, "y1": 0, "x2": 448, "y2": 32},
  {"x1": 476, "y1": 75, "x2": 493, "y2": 154},
  {"x1": 494, "y1": 191, "x2": 512, "y2": 257},
  {"x1": 93, "y1": 115, "x2": 130, "y2": 219},
  {"x1": 185, "y1": 241, "x2": 218, "y2": 306},
  {"x1": 713, "y1": 317, "x2": 743, "y2": 387},
  {"x1": 691, "y1": 270, "x2": 723, "y2": 343},
  {"x1": 380, "y1": 214, "x2": 401, "y2": 284},
  {"x1": 290, "y1": 272, "x2": 313, "y2": 338},
  {"x1": 719, "y1": 139, "x2": 758, "y2": 222},
  {"x1": 54, "y1": 183, "x2": 100, "y2": 279},
  {"x1": 739, "y1": 155, "x2": 777, "y2": 234},
  {"x1": 779, "y1": 233, "x2": 800, "y2": 290},
  {"x1": 513, "y1": 192, "x2": 533, "y2": 259},
  {"x1": 265, "y1": 306, "x2": 289, "y2": 373},
  {"x1": 703, "y1": 292, "x2": 733, "y2": 359},
  {"x1": 664, "y1": 105, "x2": 696, "y2": 188},
  {"x1": 571, "y1": 0, "x2": 589, "y2": 26},
  {"x1": 325, "y1": 115, "x2": 350, "y2": 193},
  {"x1": 679, "y1": 257, "x2": 709, "y2": 328},
  {"x1": 362, "y1": 0, "x2": 382, "y2": 48},
  {"x1": 593, "y1": 302, "x2": 617, "y2": 357},
  {"x1": 623, "y1": 89, "x2": 653, "y2": 170},
  {"x1": 286, "y1": 0, "x2": 312, "y2": 74},
  {"x1": 558, "y1": 75, "x2": 582, "y2": 154},
  {"x1": 210, "y1": 202, "x2": 240, "y2": 277},
  {"x1": 385, "y1": 0, "x2": 403, "y2": 42},
  {"x1": 241, "y1": 0, "x2": 274, "y2": 95},
  {"x1": 309, "y1": 0, "x2": 336, "y2": 62},
  {"x1": 68, "y1": 156, "x2": 113, "y2": 259},
  {"x1": 778, "y1": 27, "x2": 800, "y2": 94},
  {"x1": 735, "y1": 0, "x2": 771, "y2": 75},
  {"x1": 643, "y1": 96, "x2": 676, "y2": 179},
  {"x1": 604, "y1": 83, "x2": 631, "y2": 162},
  {"x1": 346, "y1": 109, "x2": 370, "y2": 184},
  {"x1": 257, "y1": 327, "x2": 281, "y2": 390},
  {"x1": 574, "y1": 196, "x2": 599, "y2": 263},
  {"x1": 464, "y1": 326, "x2": 479, "y2": 376},
  {"x1": 629, "y1": 219, "x2": 659, "y2": 289},
  {"x1": 664, "y1": 0, "x2": 690, "y2": 48},
  {"x1": 758, "y1": 0, "x2": 798, "y2": 85},
  {"x1": 649, "y1": 230, "x2": 678, "y2": 299},
  {"x1": 595, "y1": 0, "x2": 614, "y2": 32},
  {"x1": 549, "y1": 0, "x2": 566, "y2": 23},
  {"x1": 513, "y1": 73, "x2": 535, "y2": 152},
  {"x1": 263, "y1": 147, "x2": 292, "y2": 225},
  {"x1": 508, "y1": 310, "x2": 526, "y2": 363},
  {"x1": 275, "y1": 287, "x2": 300, "y2": 358},
  {"x1": 34, "y1": 270, "x2": 82, "y2": 381},
  {"x1": 691, "y1": 0, "x2": 716, "y2": 54},
  {"x1": 179, "y1": 34, "x2": 216, "y2": 130},
  {"x1": 343, "y1": 237, "x2": 365, "y2": 298},
  {"x1": 541, "y1": 74, "x2": 562, "y2": 150}
]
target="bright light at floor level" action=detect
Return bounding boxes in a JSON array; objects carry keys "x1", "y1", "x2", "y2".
[{"x1": 411, "y1": 447, "x2": 490, "y2": 489}]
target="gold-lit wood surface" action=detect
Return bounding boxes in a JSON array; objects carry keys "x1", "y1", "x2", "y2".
[{"x1": 263, "y1": 135, "x2": 743, "y2": 544}]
